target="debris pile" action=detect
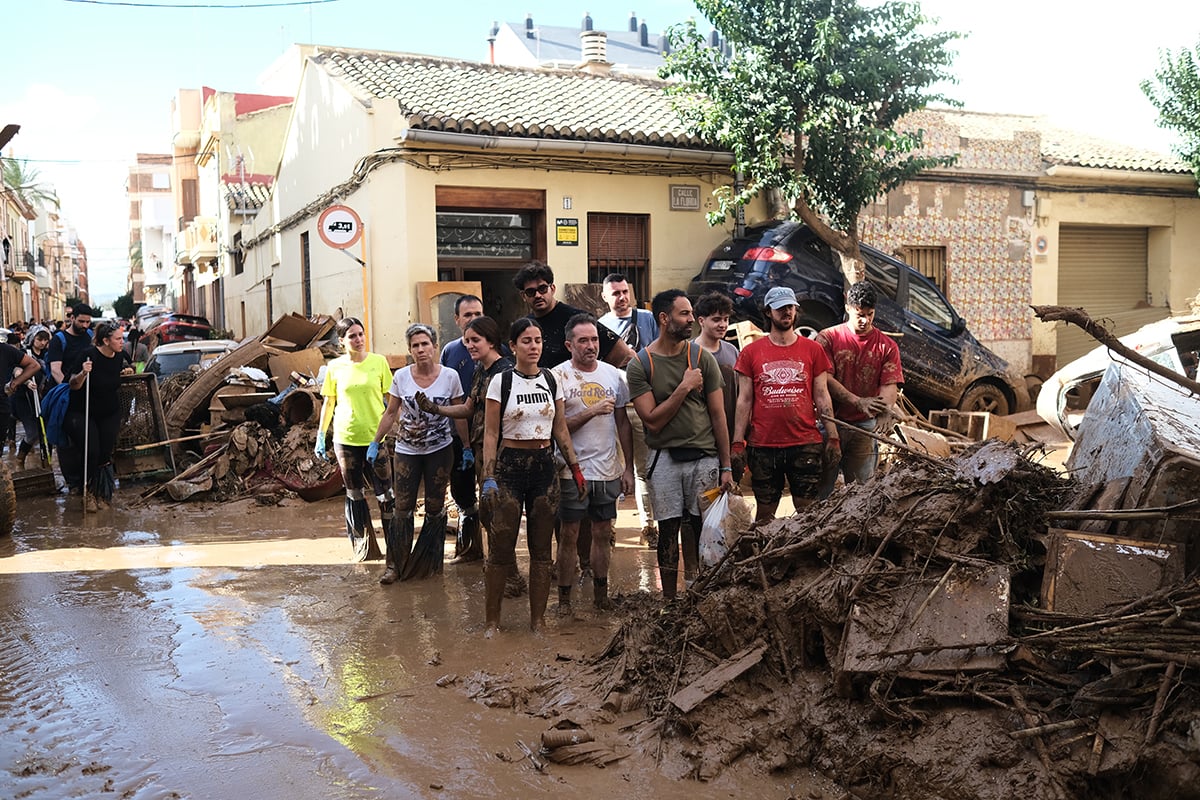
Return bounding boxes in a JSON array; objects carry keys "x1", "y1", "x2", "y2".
[{"x1": 519, "y1": 442, "x2": 1200, "y2": 798}]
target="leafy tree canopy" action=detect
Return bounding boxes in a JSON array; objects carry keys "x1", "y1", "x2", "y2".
[
  {"x1": 112, "y1": 292, "x2": 137, "y2": 321},
  {"x1": 1, "y1": 157, "x2": 60, "y2": 211},
  {"x1": 662, "y1": 0, "x2": 960, "y2": 262},
  {"x1": 1142, "y1": 41, "x2": 1200, "y2": 193}
]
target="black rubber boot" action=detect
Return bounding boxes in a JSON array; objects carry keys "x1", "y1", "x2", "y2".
[
  {"x1": 401, "y1": 510, "x2": 448, "y2": 581},
  {"x1": 387, "y1": 513, "x2": 415, "y2": 579},
  {"x1": 593, "y1": 577, "x2": 613, "y2": 610},
  {"x1": 345, "y1": 495, "x2": 383, "y2": 562},
  {"x1": 450, "y1": 513, "x2": 484, "y2": 564}
]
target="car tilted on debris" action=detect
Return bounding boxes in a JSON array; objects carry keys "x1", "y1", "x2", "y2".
[
  {"x1": 688, "y1": 220, "x2": 1030, "y2": 416},
  {"x1": 1037, "y1": 313, "x2": 1200, "y2": 440},
  {"x1": 143, "y1": 339, "x2": 240, "y2": 380}
]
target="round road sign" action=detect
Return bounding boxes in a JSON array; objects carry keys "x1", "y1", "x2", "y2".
[{"x1": 317, "y1": 204, "x2": 363, "y2": 249}]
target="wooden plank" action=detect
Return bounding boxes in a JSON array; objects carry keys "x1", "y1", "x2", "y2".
[{"x1": 669, "y1": 642, "x2": 767, "y2": 713}]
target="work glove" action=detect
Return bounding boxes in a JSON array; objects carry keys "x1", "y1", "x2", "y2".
[
  {"x1": 479, "y1": 477, "x2": 499, "y2": 528},
  {"x1": 460, "y1": 447, "x2": 475, "y2": 472},
  {"x1": 314, "y1": 435, "x2": 327, "y2": 460},
  {"x1": 366, "y1": 440, "x2": 380, "y2": 463},
  {"x1": 415, "y1": 391, "x2": 439, "y2": 415},
  {"x1": 822, "y1": 437, "x2": 842, "y2": 471},
  {"x1": 570, "y1": 463, "x2": 588, "y2": 500}
]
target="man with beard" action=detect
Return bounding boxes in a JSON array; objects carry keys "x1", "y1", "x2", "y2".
[
  {"x1": 627, "y1": 290, "x2": 733, "y2": 600},
  {"x1": 552, "y1": 314, "x2": 635, "y2": 614},
  {"x1": 732, "y1": 287, "x2": 838, "y2": 524},
  {"x1": 48, "y1": 304, "x2": 94, "y2": 385}
]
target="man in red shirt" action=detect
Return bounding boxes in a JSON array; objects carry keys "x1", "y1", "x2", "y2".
[
  {"x1": 816, "y1": 281, "x2": 903, "y2": 498},
  {"x1": 732, "y1": 287, "x2": 838, "y2": 523}
]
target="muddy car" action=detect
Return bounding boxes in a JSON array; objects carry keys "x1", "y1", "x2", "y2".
[
  {"x1": 688, "y1": 220, "x2": 1029, "y2": 415},
  {"x1": 1037, "y1": 313, "x2": 1200, "y2": 440}
]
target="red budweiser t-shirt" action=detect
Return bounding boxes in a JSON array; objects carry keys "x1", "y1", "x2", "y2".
[
  {"x1": 815, "y1": 324, "x2": 904, "y2": 423},
  {"x1": 734, "y1": 336, "x2": 832, "y2": 447}
]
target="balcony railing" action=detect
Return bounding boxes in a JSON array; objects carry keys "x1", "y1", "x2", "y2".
[
  {"x1": 183, "y1": 216, "x2": 219, "y2": 267},
  {"x1": 9, "y1": 250, "x2": 36, "y2": 282}
]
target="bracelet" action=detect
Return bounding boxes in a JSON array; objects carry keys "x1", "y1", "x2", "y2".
[{"x1": 719, "y1": 467, "x2": 733, "y2": 473}]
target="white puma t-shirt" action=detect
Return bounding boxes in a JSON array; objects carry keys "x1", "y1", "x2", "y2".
[{"x1": 485, "y1": 369, "x2": 563, "y2": 441}]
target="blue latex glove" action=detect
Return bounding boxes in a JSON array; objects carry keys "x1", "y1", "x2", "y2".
[
  {"x1": 481, "y1": 477, "x2": 499, "y2": 498},
  {"x1": 314, "y1": 436, "x2": 327, "y2": 459},
  {"x1": 366, "y1": 440, "x2": 380, "y2": 463},
  {"x1": 460, "y1": 447, "x2": 475, "y2": 472}
]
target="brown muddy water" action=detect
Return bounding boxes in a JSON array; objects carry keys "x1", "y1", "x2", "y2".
[{"x1": 0, "y1": 490, "x2": 827, "y2": 799}]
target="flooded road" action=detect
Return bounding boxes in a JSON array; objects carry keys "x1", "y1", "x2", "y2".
[{"x1": 0, "y1": 490, "x2": 822, "y2": 799}]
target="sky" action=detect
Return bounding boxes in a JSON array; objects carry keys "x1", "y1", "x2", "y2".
[{"x1": 2, "y1": 0, "x2": 1198, "y2": 307}]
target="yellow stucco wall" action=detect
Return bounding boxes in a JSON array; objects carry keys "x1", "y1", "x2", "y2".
[{"x1": 1029, "y1": 191, "x2": 1200, "y2": 360}]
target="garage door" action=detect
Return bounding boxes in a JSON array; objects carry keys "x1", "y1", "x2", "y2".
[{"x1": 1056, "y1": 225, "x2": 1167, "y2": 365}]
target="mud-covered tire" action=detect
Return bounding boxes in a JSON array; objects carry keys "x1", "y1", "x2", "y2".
[
  {"x1": 958, "y1": 382, "x2": 1010, "y2": 416},
  {"x1": 796, "y1": 316, "x2": 834, "y2": 340},
  {"x1": 0, "y1": 459, "x2": 15, "y2": 537}
]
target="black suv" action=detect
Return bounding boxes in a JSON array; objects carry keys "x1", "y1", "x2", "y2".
[{"x1": 688, "y1": 221, "x2": 1029, "y2": 415}]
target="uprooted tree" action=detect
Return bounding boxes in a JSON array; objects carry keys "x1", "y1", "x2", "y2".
[{"x1": 661, "y1": 0, "x2": 960, "y2": 278}]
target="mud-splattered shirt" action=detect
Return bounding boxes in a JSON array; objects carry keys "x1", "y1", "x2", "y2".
[
  {"x1": 815, "y1": 324, "x2": 903, "y2": 423},
  {"x1": 734, "y1": 336, "x2": 832, "y2": 447},
  {"x1": 486, "y1": 368, "x2": 562, "y2": 441},
  {"x1": 552, "y1": 360, "x2": 629, "y2": 480},
  {"x1": 388, "y1": 366, "x2": 463, "y2": 455}
]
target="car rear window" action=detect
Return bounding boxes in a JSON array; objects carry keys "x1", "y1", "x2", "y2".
[
  {"x1": 863, "y1": 252, "x2": 900, "y2": 301},
  {"x1": 149, "y1": 353, "x2": 200, "y2": 375}
]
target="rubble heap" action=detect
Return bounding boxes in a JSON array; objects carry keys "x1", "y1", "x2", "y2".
[{"x1": 535, "y1": 442, "x2": 1200, "y2": 799}]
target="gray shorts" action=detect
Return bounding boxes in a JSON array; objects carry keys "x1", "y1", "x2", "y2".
[
  {"x1": 558, "y1": 478, "x2": 622, "y2": 522},
  {"x1": 647, "y1": 452, "x2": 719, "y2": 520}
]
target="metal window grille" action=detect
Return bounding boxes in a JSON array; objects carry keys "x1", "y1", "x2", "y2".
[
  {"x1": 899, "y1": 246, "x2": 947, "y2": 294},
  {"x1": 586, "y1": 213, "x2": 650, "y2": 301}
]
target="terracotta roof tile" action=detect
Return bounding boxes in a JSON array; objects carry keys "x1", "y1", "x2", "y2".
[
  {"x1": 926, "y1": 109, "x2": 1190, "y2": 174},
  {"x1": 221, "y1": 177, "x2": 273, "y2": 211},
  {"x1": 314, "y1": 49, "x2": 711, "y2": 149}
]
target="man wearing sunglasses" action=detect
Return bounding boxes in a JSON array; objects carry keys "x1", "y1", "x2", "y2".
[{"x1": 512, "y1": 262, "x2": 635, "y2": 369}]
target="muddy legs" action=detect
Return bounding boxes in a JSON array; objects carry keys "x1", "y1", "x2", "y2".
[
  {"x1": 657, "y1": 518, "x2": 682, "y2": 600},
  {"x1": 484, "y1": 562, "x2": 507, "y2": 637},
  {"x1": 528, "y1": 560, "x2": 553, "y2": 633}
]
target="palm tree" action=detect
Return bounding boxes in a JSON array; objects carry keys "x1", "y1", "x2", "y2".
[{"x1": 1, "y1": 157, "x2": 59, "y2": 210}]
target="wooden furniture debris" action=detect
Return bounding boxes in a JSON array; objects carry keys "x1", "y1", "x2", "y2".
[{"x1": 669, "y1": 642, "x2": 767, "y2": 713}]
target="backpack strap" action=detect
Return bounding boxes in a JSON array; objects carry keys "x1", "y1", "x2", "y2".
[
  {"x1": 636, "y1": 348, "x2": 653, "y2": 383},
  {"x1": 497, "y1": 367, "x2": 515, "y2": 439}
]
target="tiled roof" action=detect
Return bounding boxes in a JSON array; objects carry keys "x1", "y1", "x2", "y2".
[
  {"x1": 313, "y1": 49, "x2": 711, "y2": 149},
  {"x1": 221, "y1": 177, "x2": 273, "y2": 211},
  {"x1": 930, "y1": 109, "x2": 1190, "y2": 174}
]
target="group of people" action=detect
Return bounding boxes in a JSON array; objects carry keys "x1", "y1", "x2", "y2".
[
  {"x1": 315, "y1": 261, "x2": 902, "y2": 635},
  {"x1": 4, "y1": 303, "x2": 136, "y2": 511}
]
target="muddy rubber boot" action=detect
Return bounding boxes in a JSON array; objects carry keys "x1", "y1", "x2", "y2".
[
  {"x1": 484, "y1": 562, "x2": 507, "y2": 635},
  {"x1": 16, "y1": 441, "x2": 30, "y2": 472},
  {"x1": 528, "y1": 560, "x2": 554, "y2": 633},
  {"x1": 386, "y1": 513, "x2": 414, "y2": 579},
  {"x1": 401, "y1": 509, "x2": 447, "y2": 581},
  {"x1": 345, "y1": 495, "x2": 383, "y2": 562},
  {"x1": 554, "y1": 585, "x2": 573, "y2": 617},
  {"x1": 450, "y1": 513, "x2": 484, "y2": 564},
  {"x1": 659, "y1": 567, "x2": 678, "y2": 601},
  {"x1": 593, "y1": 577, "x2": 613, "y2": 611}
]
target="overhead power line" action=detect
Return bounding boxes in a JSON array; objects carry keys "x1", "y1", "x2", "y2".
[{"x1": 65, "y1": 0, "x2": 339, "y2": 7}]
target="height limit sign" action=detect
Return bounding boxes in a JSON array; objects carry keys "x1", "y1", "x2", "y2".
[{"x1": 318, "y1": 204, "x2": 363, "y2": 249}]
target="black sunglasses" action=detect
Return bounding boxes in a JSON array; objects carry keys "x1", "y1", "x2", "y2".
[{"x1": 522, "y1": 284, "x2": 551, "y2": 298}]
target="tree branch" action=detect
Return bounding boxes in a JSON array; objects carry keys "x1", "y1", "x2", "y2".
[{"x1": 1031, "y1": 305, "x2": 1200, "y2": 396}]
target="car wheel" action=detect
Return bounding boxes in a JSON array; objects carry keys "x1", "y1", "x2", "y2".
[
  {"x1": 795, "y1": 316, "x2": 832, "y2": 340},
  {"x1": 958, "y1": 382, "x2": 1010, "y2": 416}
]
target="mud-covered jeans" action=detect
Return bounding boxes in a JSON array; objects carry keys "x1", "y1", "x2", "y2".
[
  {"x1": 393, "y1": 445, "x2": 453, "y2": 516},
  {"x1": 487, "y1": 447, "x2": 559, "y2": 567}
]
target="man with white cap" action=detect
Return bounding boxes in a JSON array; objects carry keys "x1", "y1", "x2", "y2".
[{"x1": 732, "y1": 286, "x2": 838, "y2": 523}]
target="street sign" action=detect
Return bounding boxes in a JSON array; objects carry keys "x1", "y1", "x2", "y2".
[{"x1": 317, "y1": 204, "x2": 363, "y2": 249}]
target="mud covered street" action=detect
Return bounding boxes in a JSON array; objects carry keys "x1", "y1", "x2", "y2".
[{"x1": 0, "y1": 492, "x2": 829, "y2": 800}]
